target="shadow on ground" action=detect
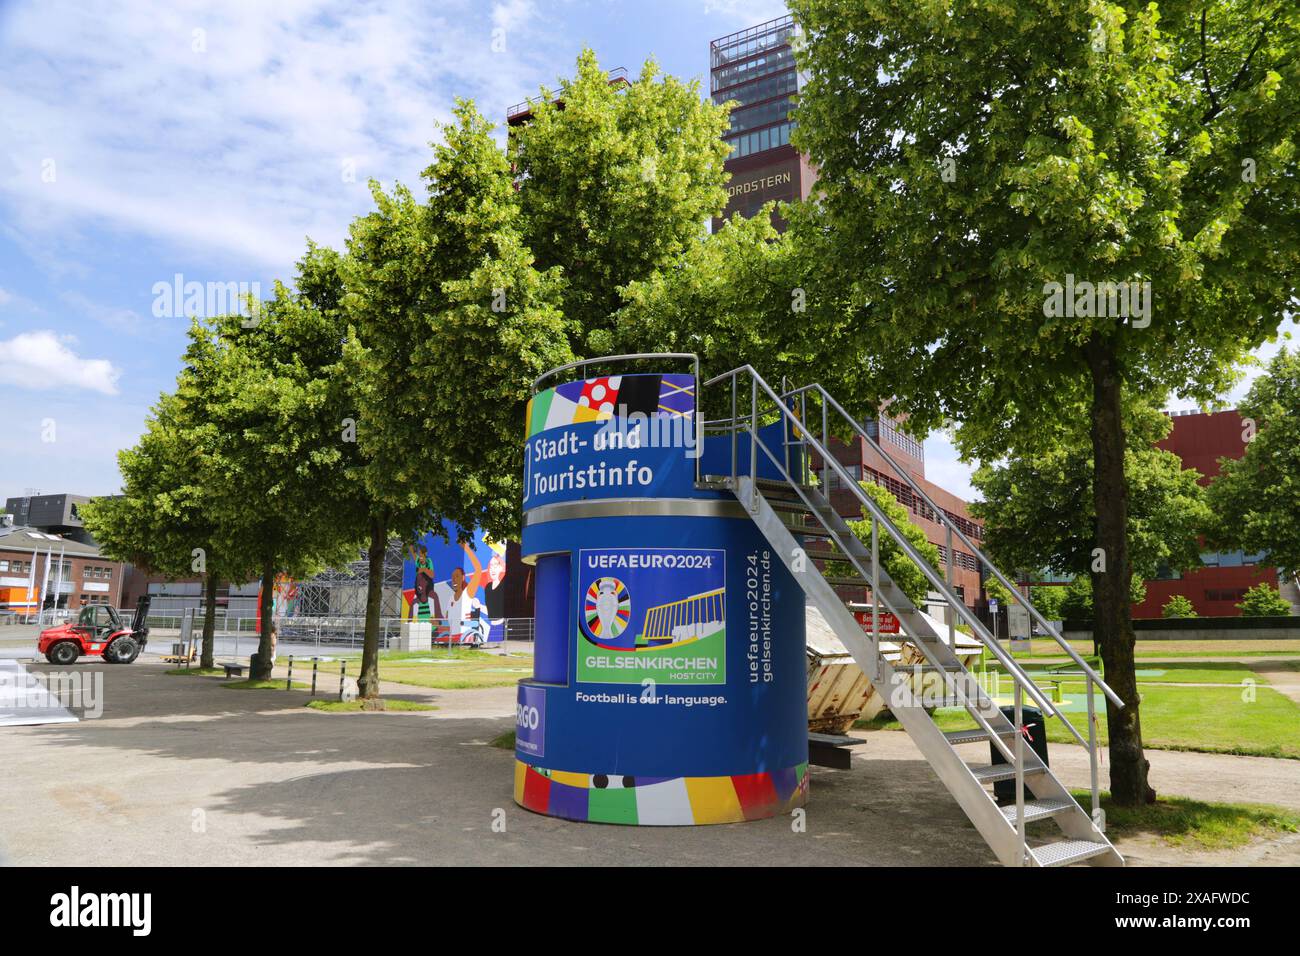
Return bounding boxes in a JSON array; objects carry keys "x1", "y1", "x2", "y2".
[{"x1": 0, "y1": 662, "x2": 999, "y2": 865}]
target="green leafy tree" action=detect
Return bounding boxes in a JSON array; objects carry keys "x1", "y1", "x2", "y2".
[
  {"x1": 983, "y1": 575, "x2": 1014, "y2": 607},
  {"x1": 1206, "y1": 349, "x2": 1300, "y2": 574},
  {"x1": 826, "y1": 480, "x2": 944, "y2": 608},
  {"x1": 81, "y1": 393, "x2": 234, "y2": 668},
  {"x1": 182, "y1": 279, "x2": 361, "y2": 680},
  {"x1": 1161, "y1": 594, "x2": 1198, "y2": 618},
  {"x1": 512, "y1": 49, "x2": 732, "y2": 354},
  {"x1": 971, "y1": 399, "x2": 1210, "y2": 580},
  {"x1": 615, "y1": 210, "x2": 822, "y2": 401},
  {"x1": 1030, "y1": 585, "x2": 1067, "y2": 622},
  {"x1": 1060, "y1": 576, "x2": 1096, "y2": 622},
  {"x1": 1058, "y1": 574, "x2": 1147, "y2": 622},
  {"x1": 791, "y1": 0, "x2": 1299, "y2": 804},
  {"x1": 1236, "y1": 582, "x2": 1292, "y2": 616},
  {"x1": 343, "y1": 102, "x2": 571, "y2": 698}
]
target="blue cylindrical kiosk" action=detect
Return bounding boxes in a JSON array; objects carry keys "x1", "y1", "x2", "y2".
[{"x1": 514, "y1": 361, "x2": 808, "y2": 825}]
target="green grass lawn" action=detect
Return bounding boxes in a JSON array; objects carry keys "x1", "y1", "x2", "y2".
[
  {"x1": 490, "y1": 731, "x2": 516, "y2": 749},
  {"x1": 164, "y1": 667, "x2": 228, "y2": 677},
  {"x1": 984, "y1": 660, "x2": 1279, "y2": 685},
  {"x1": 275, "y1": 647, "x2": 531, "y2": 690},
  {"x1": 1071, "y1": 790, "x2": 1300, "y2": 850},
  {"x1": 305, "y1": 698, "x2": 437, "y2": 713},
  {"x1": 1120, "y1": 662, "x2": 1287, "y2": 684},
  {"x1": 858, "y1": 682, "x2": 1300, "y2": 759},
  {"x1": 1009, "y1": 639, "x2": 1300, "y2": 659}
]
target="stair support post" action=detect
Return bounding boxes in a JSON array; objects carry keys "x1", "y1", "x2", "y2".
[
  {"x1": 946, "y1": 525, "x2": 956, "y2": 650},
  {"x1": 1088, "y1": 677, "x2": 1102, "y2": 830},
  {"x1": 870, "y1": 516, "x2": 880, "y2": 681},
  {"x1": 1015, "y1": 682, "x2": 1027, "y2": 865}
]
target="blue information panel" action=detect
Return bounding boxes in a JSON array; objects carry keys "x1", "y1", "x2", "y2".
[
  {"x1": 524, "y1": 373, "x2": 704, "y2": 512},
  {"x1": 576, "y1": 547, "x2": 726, "y2": 685}
]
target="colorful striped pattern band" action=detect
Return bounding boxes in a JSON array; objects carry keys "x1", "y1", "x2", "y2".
[{"x1": 514, "y1": 760, "x2": 808, "y2": 825}]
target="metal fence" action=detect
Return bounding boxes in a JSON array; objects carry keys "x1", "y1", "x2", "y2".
[
  {"x1": 155, "y1": 613, "x2": 536, "y2": 654},
  {"x1": 5, "y1": 608, "x2": 535, "y2": 654}
]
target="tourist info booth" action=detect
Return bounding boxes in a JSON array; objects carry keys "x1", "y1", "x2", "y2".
[{"x1": 514, "y1": 357, "x2": 808, "y2": 825}]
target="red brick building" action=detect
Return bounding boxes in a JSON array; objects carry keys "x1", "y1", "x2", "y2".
[{"x1": 1132, "y1": 408, "x2": 1278, "y2": 618}]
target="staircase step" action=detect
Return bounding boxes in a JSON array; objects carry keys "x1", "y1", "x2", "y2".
[
  {"x1": 753, "y1": 480, "x2": 818, "y2": 502},
  {"x1": 970, "y1": 763, "x2": 1048, "y2": 785},
  {"x1": 924, "y1": 695, "x2": 994, "y2": 709},
  {"x1": 1033, "y1": 839, "x2": 1114, "y2": 867},
  {"x1": 803, "y1": 548, "x2": 847, "y2": 562},
  {"x1": 767, "y1": 501, "x2": 819, "y2": 516},
  {"x1": 1001, "y1": 798, "x2": 1074, "y2": 825},
  {"x1": 780, "y1": 520, "x2": 835, "y2": 538},
  {"x1": 825, "y1": 576, "x2": 870, "y2": 588},
  {"x1": 943, "y1": 727, "x2": 1015, "y2": 745}
]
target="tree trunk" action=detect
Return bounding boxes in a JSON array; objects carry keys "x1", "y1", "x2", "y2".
[
  {"x1": 1086, "y1": 338, "x2": 1155, "y2": 806},
  {"x1": 358, "y1": 513, "x2": 387, "y2": 700},
  {"x1": 200, "y1": 572, "x2": 218, "y2": 669},
  {"x1": 251, "y1": 562, "x2": 276, "y2": 680}
]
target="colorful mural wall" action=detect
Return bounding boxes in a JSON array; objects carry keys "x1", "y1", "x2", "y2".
[{"x1": 403, "y1": 524, "x2": 513, "y2": 645}]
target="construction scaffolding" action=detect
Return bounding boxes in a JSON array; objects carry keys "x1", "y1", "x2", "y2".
[
  {"x1": 143, "y1": 539, "x2": 407, "y2": 636},
  {"x1": 275, "y1": 539, "x2": 407, "y2": 643}
]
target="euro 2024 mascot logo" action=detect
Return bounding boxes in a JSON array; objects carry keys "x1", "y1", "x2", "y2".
[{"x1": 584, "y1": 577, "x2": 631, "y2": 647}]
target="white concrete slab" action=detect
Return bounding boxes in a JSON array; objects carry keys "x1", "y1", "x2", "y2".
[{"x1": 0, "y1": 660, "x2": 79, "y2": 727}]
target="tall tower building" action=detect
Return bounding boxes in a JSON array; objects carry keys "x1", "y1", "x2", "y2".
[{"x1": 709, "y1": 14, "x2": 815, "y2": 231}]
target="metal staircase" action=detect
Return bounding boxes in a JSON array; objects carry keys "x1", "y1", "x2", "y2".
[{"x1": 699, "y1": 364, "x2": 1125, "y2": 867}]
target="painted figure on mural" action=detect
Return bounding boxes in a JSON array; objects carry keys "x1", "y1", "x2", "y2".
[
  {"x1": 436, "y1": 563, "x2": 489, "y2": 645},
  {"x1": 482, "y1": 543, "x2": 509, "y2": 631},
  {"x1": 407, "y1": 543, "x2": 441, "y2": 622}
]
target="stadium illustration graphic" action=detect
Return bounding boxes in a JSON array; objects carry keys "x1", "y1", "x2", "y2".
[{"x1": 582, "y1": 580, "x2": 725, "y2": 651}]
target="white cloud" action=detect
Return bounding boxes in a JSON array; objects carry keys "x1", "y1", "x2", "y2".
[
  {"x1": 60, "y1": 291, "x2": 150, "y2": 336},
  {"x1": 704, "y1": 0, "x2": 790, "y2": 27},
  {"x1": 0, "y1": 392, "x2": 149, "y2": 497},
  {"x1": 0, "y1": 330, "x2": 121, "y2": 395},
  {"x1": 0, "y1": 287, "x2": 12, "y2": 306},
  {"x1": 0, "y1": 0, "x2": 562, "y2": 273},
  {"x1": 493, "y1": 0, "x2": 536, "y2": 31}
]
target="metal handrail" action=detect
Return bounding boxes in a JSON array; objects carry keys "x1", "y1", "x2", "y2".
[
  {"x1": 705, "y1": 367, "x2": 1047, "y2": 865},
  {"x1": 532, "y1": 351, "x2": 699, "y2": 394},
  {"x1": 703, "y1": 365, "x2": 1062, "y2": 718},
  {"x1": 782, "y1": 382, "x2": 1123, "y2": 710}
]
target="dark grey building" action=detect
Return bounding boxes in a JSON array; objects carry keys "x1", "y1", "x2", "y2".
[
  {"x1": 710, "y1": 14, "x2": 815, "y2": 231},
  {"x1": 3, "y1": 493, "x2": 100, "y2": 545}
]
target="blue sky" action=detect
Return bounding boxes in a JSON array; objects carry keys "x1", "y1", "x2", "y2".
[{"x1": 0, "y1": 0, "x2": 1292, "y2": 506}]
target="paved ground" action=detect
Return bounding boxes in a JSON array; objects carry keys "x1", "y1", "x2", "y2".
[{"x1": 1, "y1": 661, "x2": 1297, "y2": 866}]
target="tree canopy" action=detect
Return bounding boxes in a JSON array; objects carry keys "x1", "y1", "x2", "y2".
[
  {"x1": 788, "y1": 0, "x2": 1300, "y2": 805},
  {"x1": 512, "y1": 49, "x2": 732, "y2": 354},
  {"x1": 1206, "y1": 349, "x2": 1300, "y2": 575}
]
